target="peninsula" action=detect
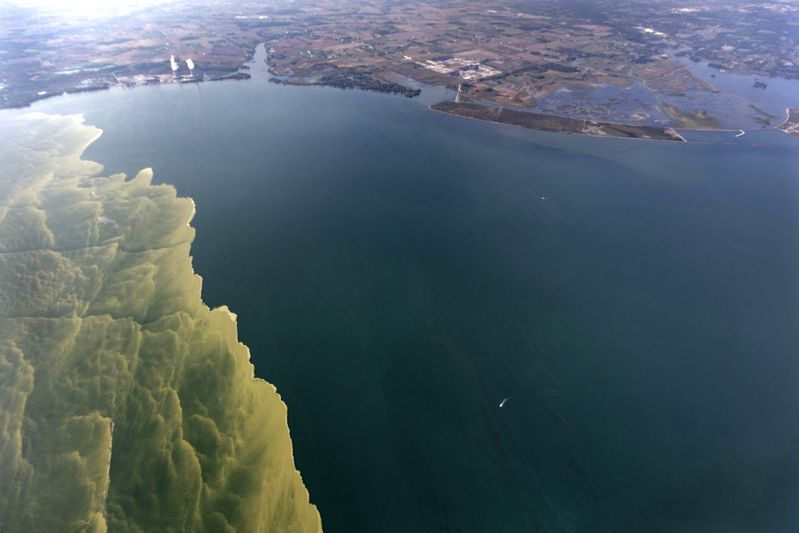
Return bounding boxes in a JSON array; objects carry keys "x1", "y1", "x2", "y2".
[{"x1": 431, "y1": 101, "x2": 685, "y2": 141}]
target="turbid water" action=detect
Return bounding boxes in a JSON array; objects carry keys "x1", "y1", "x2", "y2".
[
  {"x1": 11, "y1": 63, "x2": 799, "y2": 531},
  {"x1": 0, "y1": 114, "x2": 320, "y2": 532}
]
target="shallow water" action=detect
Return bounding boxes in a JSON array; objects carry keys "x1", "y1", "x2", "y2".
[
  {"x1": 663, "y1": 56, "x2": 799, "y2": 129},
  {"x1": 13, "y1": 73, "x2": 799, "y2": 532}
]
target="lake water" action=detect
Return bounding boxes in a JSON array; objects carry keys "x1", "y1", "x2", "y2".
[{"x1": 10, "y1": 71, "x2": 799, "y2": 532}]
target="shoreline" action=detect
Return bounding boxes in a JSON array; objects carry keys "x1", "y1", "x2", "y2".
[
  {"x1": 429, "y1": 101, "x2": 799, "y2": 142},
  {"x1": 429, "y1": 101, "x2": 687, "y2": 142},
  {"x1": 7, "y1": 70, "x2": 797, "y2": 142},
  {"x1": 0, "y1": 72, "x2": 253, "y2": 111}
]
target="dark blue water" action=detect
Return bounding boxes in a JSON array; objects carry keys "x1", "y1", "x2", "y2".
[{"x1": 17, "y1": 74, "x2": 799, "y2": 532}]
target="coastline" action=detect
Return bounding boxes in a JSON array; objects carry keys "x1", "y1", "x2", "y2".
[
  {"x1": 429, "y1": 101, "x2": 687, "y2": 142},
  {"x1": 10, "y1": 69, "x2": 798, "y2": 144},
  {"x1": 5, "y1": 37, "x2": 796, "y2": 143}
]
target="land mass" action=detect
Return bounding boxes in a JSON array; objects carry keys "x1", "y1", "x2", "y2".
[
  {"x1": 1, "y1": 0, "x2": 798, "y2": 133},
  {"x1": 271, "y1": 64, "x2": 420, "y2": 97}
]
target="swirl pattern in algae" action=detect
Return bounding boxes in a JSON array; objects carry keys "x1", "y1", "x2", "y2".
[{"x1": 0, "y1": 113, "x2": 322, "y2": 533}]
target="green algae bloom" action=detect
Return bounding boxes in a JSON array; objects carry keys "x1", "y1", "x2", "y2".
[{"x1": 0, "y1": 113, "x2": 322, "y2": 532}]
